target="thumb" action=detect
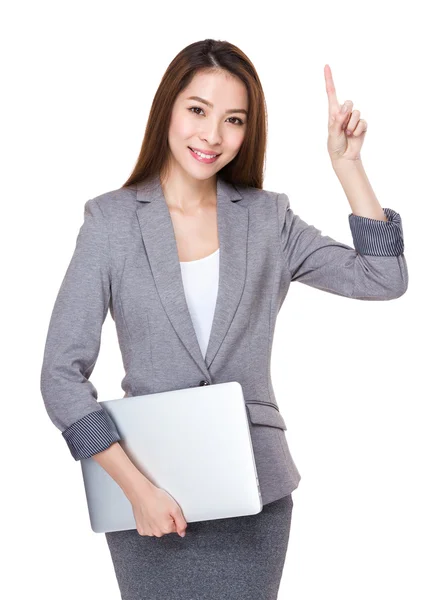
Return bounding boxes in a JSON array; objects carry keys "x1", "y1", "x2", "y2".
[
  {"x1": 330, "y1": 102, "x2": 350, "y2": 135},
  {"x1": 171, "y1": 506, "x2": 187, "y2": 537}
]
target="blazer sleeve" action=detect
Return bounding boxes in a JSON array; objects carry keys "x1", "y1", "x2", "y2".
[
  {"x1": 40, "y1": 197, "x2": 121, "y2": 460},
  {"x1": 277, "y1": 192, "x2": 408, "y2": 300}
]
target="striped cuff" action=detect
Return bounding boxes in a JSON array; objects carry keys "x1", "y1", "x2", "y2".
[
  {"x1": 348, "y1": 208, "x2": 404, "y2": 256},
  {"x1": 62, "y1": 408, "x2": 121, "y2": 460}
]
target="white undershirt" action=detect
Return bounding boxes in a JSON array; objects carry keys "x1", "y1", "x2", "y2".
[{"x1": 179, "y1": 248, "x2": 219, "y2": 359}]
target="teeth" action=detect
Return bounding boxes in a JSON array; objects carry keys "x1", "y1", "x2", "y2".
[{"x1": 191, "y1": 148, "x2": 217, "y2": 159}]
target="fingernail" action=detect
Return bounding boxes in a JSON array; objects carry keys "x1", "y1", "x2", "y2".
[
  {"x1": 340, "y1": 103, "x2": 348, "y2": 114},
  {"x1": 180, "y1": 532, "x2": 185, "y2": 537}
]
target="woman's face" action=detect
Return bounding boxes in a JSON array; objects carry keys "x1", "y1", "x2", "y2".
[{"x1": 166, "y1": 70, "x2": 248, "y2": 182}]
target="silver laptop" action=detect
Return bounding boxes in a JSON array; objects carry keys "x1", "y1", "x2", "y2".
[{"x1": 80, "y1": 381, "x2": 263, "y2": 533}]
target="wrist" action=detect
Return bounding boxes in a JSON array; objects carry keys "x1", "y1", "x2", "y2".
[
  {"x1": 331, "y1": 157, "x2": 363, "y2": 171},
  {"x1": 124, "y1": 474, "x2": 156, "y2": 503}
]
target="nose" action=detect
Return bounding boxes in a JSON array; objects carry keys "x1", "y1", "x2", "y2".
[{"x1": 200, "y1": 121, "x2": 223, "y2": 147}]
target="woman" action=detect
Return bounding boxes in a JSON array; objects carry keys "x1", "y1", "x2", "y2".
[{"x1": 40, "y1": 39, "x2": 407, "y2": 599}]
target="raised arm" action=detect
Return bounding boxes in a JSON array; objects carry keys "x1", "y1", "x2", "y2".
[{"x1": 277, "y1": 192, "x2": 408, "y2": 300}]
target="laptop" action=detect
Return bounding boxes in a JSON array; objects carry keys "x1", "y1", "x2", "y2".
[{"x1": 80, "y1": 381, "x2": 263, "y2": 533}]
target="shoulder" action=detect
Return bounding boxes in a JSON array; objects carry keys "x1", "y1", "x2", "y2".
[
  {"x1": 233, "y1": 183, "x2": 290, "y2": 223},
  {"x1": 88, "y1": 185, "x2": 137, "y2": 219},
  {"x1": 232, "y1": 182, "x2": 282, "y2": 207}
]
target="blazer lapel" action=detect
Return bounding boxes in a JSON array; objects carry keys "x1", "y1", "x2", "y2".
[
  {"x1": 135, "y1": 173, "x2": 248, "y2": 377},
  {"x1": 204, "y1": 179, "x2": 248, "y2": 370}
]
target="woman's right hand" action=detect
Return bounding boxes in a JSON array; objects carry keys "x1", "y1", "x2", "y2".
[{"x1": 129, "y1": 482, "x2": 188, "y2": 538}]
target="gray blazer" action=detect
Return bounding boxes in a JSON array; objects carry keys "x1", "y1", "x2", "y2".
[{"x1": 40, "y1": 174, "x2": 408, "y2": 505}]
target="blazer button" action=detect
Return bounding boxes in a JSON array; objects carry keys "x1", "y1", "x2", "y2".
[{"x1": 199, "y1": 380, "x2": 210, "y2": 386}]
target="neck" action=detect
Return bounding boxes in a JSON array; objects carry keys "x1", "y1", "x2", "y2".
[{"x1": 160, "y1": 164, "x2": 217, "y2": 213}]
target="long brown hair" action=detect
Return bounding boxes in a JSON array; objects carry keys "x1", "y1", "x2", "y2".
[{"x1": 121, "y1": 39, "x2": 268, "y2": 190}]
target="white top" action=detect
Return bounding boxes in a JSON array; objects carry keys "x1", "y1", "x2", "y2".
[{"x1": 179, "y1": 248, "x2": 219, "y2": 359}]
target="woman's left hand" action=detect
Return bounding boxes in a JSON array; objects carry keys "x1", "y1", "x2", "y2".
[{"x1": 324, "y1": 64, "x2": 368, "y2": 163}]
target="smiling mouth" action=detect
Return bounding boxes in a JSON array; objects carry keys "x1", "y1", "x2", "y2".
[{"x1": 188, "y1": 147, "x2": 221, "y2": 158}]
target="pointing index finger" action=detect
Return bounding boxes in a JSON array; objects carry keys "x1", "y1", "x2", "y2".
[{"x1": 324, "y1": 64, "x2": 340, "y2": 113}]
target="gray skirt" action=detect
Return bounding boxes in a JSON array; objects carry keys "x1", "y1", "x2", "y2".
[{"x1": 105, "y1": 493, "x2": 294, "y2": 600}]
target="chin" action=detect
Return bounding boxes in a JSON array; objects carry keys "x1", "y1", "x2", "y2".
[{"x1": 183, "y1": 164, "x2": 220, "y2": 180}]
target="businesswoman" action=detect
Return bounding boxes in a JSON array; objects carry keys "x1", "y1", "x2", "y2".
[{"x1": 40, "y1": 39, "x2": 408, "y2": 599}]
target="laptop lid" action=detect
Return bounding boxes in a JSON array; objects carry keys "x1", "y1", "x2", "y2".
[{"x1": 80, "y1": 381, "x2": 262, "y2": 533}]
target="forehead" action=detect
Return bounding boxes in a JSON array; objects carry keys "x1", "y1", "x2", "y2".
[{"x1": 180, "y1": 70, "x2": 248, "y2": 106}]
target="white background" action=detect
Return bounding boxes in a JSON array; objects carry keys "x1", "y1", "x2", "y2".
[{"x1": 2, "y1": 1, "x2": 433, "y2": 598}]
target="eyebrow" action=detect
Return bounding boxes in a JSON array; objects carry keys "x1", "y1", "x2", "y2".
[{"x1": 186, "y1": 95, "x2": 248, "y2": 116}]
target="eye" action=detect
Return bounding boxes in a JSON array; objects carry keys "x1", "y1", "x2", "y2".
[
  {"x1": 189, "y1": 106, "x2": 205, "y2": 116},
  {"x1": 187, "y1": 106, "x2": 244, "y2": 126},
  {"x1": 228, "y1": 116, "x2": 245, "y2": 125}
]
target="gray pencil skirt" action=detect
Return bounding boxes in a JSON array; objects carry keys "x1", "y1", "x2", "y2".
[{"x1": 104, "y1": 493, "x2": 294, "y2": 600}]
